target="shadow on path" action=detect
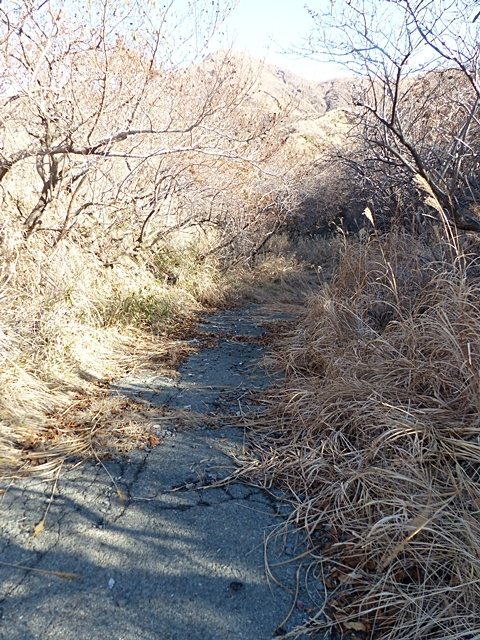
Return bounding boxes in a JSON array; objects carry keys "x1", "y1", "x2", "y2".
[{"x1": 0, "y1": 305, "x2": 320, "y2": 640}]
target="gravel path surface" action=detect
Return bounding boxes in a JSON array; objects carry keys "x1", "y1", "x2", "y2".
[{"x1": 0, "y1": 305, "x2": 314, "y2": 640}]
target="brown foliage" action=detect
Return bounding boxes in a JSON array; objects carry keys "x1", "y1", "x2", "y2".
[{"x1": 240, "y1": 230, "x2": 480, "y2": 639}]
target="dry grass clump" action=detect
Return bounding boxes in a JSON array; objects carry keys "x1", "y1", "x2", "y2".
[
  {"x1": 243, "y1": 230, "x2": 480, "y2": 639},
  {"x1": 0, "y1": 221, "x2": 214, "y2": 476},
  {"x1": 0, "y1": 212, "x2": 310, "y2": 477}
]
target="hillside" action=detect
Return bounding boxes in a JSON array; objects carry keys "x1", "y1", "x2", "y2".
[
  {"x1": 201, "y1": 50, "x2": 357, "y2": 158},
  {"x1": 201, "y1": 50, "x2": 354, "y2": 115}
]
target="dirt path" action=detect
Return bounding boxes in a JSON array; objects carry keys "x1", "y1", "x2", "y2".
[{"x1": 0, "y1": 304, "x2": 314, "y2": 640}]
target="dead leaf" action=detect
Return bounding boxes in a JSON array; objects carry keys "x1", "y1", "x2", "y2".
[
  {"x1": 362, "y1": 206, "x2": 375, "y2": 226},
  {"x1": 116, "y1": 487, "x2": 127, "y2": 502},
  {"x1": 33, "y1": 518, "x2": 45, "y2": 537},
  {"x1": 381, "y1": 510, "x2": 431, "y2": 569},
  {"x1": 336, "y1": 571, "x2": 357, "y2": 585}
]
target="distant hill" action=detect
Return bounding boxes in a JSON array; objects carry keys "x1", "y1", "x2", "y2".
[
  {"x1": 201, "y1": 51, "x2": 358, "y2": 159},
  {"x1": 254, "y1": 59, "x2": 356, "y2": 117},
  {"x1": 202, "y1": 51, "x2": 354, "y2": 113}
]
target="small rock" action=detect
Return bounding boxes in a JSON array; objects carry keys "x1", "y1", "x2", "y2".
[
  {"x1": 108, "y1": 578, "x2": 115, "y2": 589},
  {"x1": 202, "y1": 473, "x2": 218, "y2": 486},
  {"x1": 229, "y1": 581, "x2": 243, "y2": 592},
  {"x1": 115, "y1": 597, "x2": 128, "y2": 608}
]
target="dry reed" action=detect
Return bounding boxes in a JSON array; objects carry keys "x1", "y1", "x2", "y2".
[{"x1": 241, "y1": 230, "x2": 480, "y2": 639}]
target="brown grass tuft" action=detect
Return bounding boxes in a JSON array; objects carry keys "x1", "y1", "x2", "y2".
[
  {"x1": 241, "y1": 230, "x2": 480, "y2": 639},
  {"x1": 0, "y1": 212, "x2": 311, "y2": 477}
]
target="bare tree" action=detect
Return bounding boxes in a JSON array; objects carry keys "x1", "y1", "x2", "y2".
[
  {"x1": 0, "y1": 0, "x2": 288, "y2": 265},
  {"x1": 301, "y1": 0, "x2": 480, "y2": 232}
]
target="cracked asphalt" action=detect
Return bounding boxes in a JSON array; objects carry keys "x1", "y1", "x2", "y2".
[{"x1": 0, "y1": 305, "x2": 314, "y2": 640}]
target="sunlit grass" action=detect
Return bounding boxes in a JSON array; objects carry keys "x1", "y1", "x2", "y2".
[
  {"x1": 0, "y1": 220, "x2": 312, "y2": 477},
  {"x1": 240, "y1": 229, "x2": 480, "y2": 640}
]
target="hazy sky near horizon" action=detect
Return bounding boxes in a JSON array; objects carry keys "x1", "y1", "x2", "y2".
[{"x1": 212, "y1": 0, "x2": 344, "y2": 81}]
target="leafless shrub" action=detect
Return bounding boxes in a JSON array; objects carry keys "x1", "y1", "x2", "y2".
[
  {"x1": 0, "y1": 0, "x2": 300, "y2": 475},
  {"x1": 0, "y1": 1, "x2": 289, "y2": 262},
  {"x1": 298, "y1": 1, "x2": 480, "y2": 234}
]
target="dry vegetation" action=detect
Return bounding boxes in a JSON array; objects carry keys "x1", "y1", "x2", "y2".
[
  {"x1": 0, "y1": 0, "x2": 315, "y2": 476},
  {"x1": 240, "y1": 224, "x2": 480, "y2": 639},
  {"x1": 234, "y1": 3, "x2": 480, "y2": 639},
  {"x1": 3, "y1": 0, "x2": 480, "y2": 638}
]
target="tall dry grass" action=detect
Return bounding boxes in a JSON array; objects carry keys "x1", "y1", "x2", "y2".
[
  {"x1": 0, "y1": 219, "x2": 180, "y2": 474},
  {"x1": 0, "y1": 212, "x2": 313, "y2": 477},
  {"x1": 241, "y1": 229, "x2": 480, "y2": 639}
]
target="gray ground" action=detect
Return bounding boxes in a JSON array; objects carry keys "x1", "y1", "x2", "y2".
[{"x1": 0, "y1": 305, "x2": 322, "y2": 640}]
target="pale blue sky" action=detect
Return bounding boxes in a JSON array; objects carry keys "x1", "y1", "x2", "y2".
[{"x1": 212, "y1": 0, "x2": 344, "y2": 81}]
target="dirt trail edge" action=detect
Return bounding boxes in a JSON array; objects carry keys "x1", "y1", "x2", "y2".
[{"x1": 0, "y1": 304, "x2": 311, "y2": 640}]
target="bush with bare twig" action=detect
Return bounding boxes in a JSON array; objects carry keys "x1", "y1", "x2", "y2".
[{"x1": 0, "y1": 0, "x2": 298, "y2": 475}]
